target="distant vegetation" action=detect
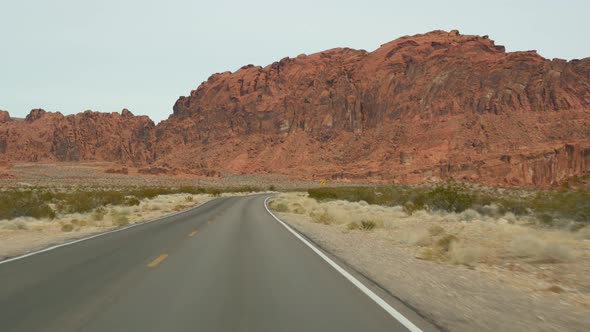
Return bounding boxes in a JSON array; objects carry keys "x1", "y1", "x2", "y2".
[
  {"x1": 0, "y1": 185, "x2": 263, "y2": 220},
  {"x1": 308, "y1": 182, "x2": 590, "y2": 225}
]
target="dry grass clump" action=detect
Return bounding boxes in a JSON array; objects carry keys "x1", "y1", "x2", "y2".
[
  {"x1": 0, "y1": 220, "x2": 29, "y2": 231},
  {"x1": 575, "y1": 226, "x2": 590, "y2": 240},
  {"x1": 509, "y1": 235, "x2": 574, "y2": 263},
  {"x1": 428, "y1": 225, "x2": 445, "y2": 236},
  {"x1": 60, "y1": 223, "x2": 74, "y2": 232},
  {"x1": 347, "y1": 220, "x2": 377, "y2": 231},
  {"x1": 310, "y1": 211, "x2": 335, "y2": 225},
  {"x1": 448, "y1": 242, "x2": 486, "y2": 265},
  {"x1": 91, "y1": 207, "x2": 107, "y2": 221},
  {"x1": 70, "y1": 219, "x2": 88, "y2": 227},
  {"x1": 269, "y1": 201, "x2": 289, "y2": 212},
  {"x1": 110, "y1": 209, "x2": 130, "y2": 227}
]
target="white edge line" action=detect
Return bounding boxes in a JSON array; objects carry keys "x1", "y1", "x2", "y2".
[
  {"x1": 264, "y1": 197, "x2": 423, "y2": 332},
  {"x1": 0, "y1": 198, "x2": 220, "y2": 265}
]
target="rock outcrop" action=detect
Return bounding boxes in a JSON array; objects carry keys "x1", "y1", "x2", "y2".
[
  {"x1": 0, "y1": 109, "x2": 155, "y2": 164},
  {"x1": 155, "y1": 30, "x2": 590, "y2": 186},
  {"x1": 0, "y1": 110, "x2": 11, "y2": 124},
  {"x1": 1, "y1": 30, "x2": 590, "y2": 187}
]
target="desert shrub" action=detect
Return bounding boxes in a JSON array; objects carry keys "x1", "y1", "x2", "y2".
[
  {"x1": 494, "y1": 197, "x2": 529, "y2": 216},
  {"x1": 0, "y1": 190, "x2": 56, "y2": 220},
  {"x1": 177, "y1": 186, "x2": 203, "y2": 195},
  {"x1": 416, "y1": 247, "x2": 444, "y2": 261},
  {"x1": 537, "y1": 214, "x2": 555, "y2": 226},
  {"x1": 148, "y1": 204, "x2": 162, "y2": 211},
  {"x1": 173, "y1": 204, "x2": 186, "y2": 211},
  {"x1": 347, "y1": 222, "x2": 360, "y2": 230},
  {"x1": 270, "y1": 202, "x2": 289, "y2": 212},
  {"x1": 576, "y1": 226, "x2": 590, "y2": 240},
  {"x1": 230, "y1": 186, "x2": 262, "y2": 193},
  {"x1": 111, "y1": 211, "x2": 129, "y2": 226},
  {"x1": 538, "y1": 242, "x2": 574, "y2": 263},
  {"x1": 403, "y1": 202, "x2": 424, "y2": 215},
  {"x1": 92, "y1": 207, "x2": 107, "y2": 221},
  {"x1": 123, "y1": 197, "x2": 141, "y2": 206},
  {"x1": 437, "y1": 234, "x2": 458, "y2": 252},
  {"x1": 29, "y1": 204, "x2": 56, "y2": 219},
  {"x1": 311, "y1": 211, "x2": 334, "y2": 225},
  {"x1": 428, "y1": 225, "x2": 445, "y2": 237},
  {"x1": 207, "y1": 188, "x2": 222, "y2": 197},
  {"x1": 70, "y1": 219, "x2": 88, "y2": 227},
  {"x1": 289, "y1": 203, "x2": 306, "y2": 214},
  {"x1": 360, "y1": 220, "x2": 376, "y2": 231},
  {"x1": 449, "y1": 242, "x2": 483, "y2": 265},
  {"x1": 422, "y1": 184, "x2": 474, "y2": 213},
  {"x1": 61, "y1": 223, "x2": 74, "y2": 232},
  {"x1": 1, "y1": 220, "x2": 29, "y2": 230},
  {"x1": 185, "y1": 196, "x2": 193, "y2": 202},
  {"x1": 531, "y1": 190, "x2": 590, "y2": 222},
  {"x1": 268, "y1": 185, "x2": 277, "y2": 191},
  {"x1": 509, "y1": 235, "x2": 573, "y2": 263}
]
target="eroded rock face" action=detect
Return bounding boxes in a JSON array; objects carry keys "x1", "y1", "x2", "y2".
[
  {"x1": 0, "y1": 109, "x2": 155, "y2": 164},
  {"x1": 1, "y1": 30, "x2": 589, "y2": 187},
  {"x1": 155, "y1": 30, "x2": 590, "y2": 186}
]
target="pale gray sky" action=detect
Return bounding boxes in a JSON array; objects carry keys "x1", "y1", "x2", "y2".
[{"x1": 1, "y1": 0, "x2": 588, "y2": 123}]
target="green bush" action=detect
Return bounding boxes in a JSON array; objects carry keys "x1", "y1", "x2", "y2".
[
  {"x1": 421, "y1": 184, "x2": 474, "y2": 213},
  {"x1": 0, "y1": 190, "x2": 56, "y2": 220}
]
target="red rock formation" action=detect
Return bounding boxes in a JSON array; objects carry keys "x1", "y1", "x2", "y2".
[
  {"x1": 0, "y1": 110, "x2": 11, "y2": 124},
  {"x1": 1, "y1": 30, "x2": 589, "y2": 187},
  {"x1": 155, "y1": 30, "x2": 590, "y2": 187},
  {"x1": 0, "y1": 109, "x2": 155, "y2": 164}
]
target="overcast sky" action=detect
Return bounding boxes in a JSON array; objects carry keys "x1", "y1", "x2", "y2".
[{"x1": 1, "y1": 0, "x2": 588, "y2": 123}]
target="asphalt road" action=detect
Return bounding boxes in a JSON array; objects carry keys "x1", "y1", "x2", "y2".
[{"x1": 0, "y1": 195, "x2": 430, "y2": 332}]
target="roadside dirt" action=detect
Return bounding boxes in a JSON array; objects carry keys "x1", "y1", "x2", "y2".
[{"x1": 273, "y1": 194, "x2": 590, "y2": 332}]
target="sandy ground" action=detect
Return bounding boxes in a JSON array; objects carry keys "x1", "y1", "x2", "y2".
[
  {"x1": 271, "y1": 193, "x2": 590, "y2": 332},
  {"x1": 0, "y1": 162, "x2": 343, "y2": 189},
  {"x1": 0, "y1": 193, "x2": 213, "y2": 260}
]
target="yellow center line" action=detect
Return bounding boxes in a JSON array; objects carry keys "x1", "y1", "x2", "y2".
[
  {"x1": 147, "y1": 254, "x2": 168, "y2": 268},
  {"x1": 189, "y1": 230, "x2": 198, "y2": 237}
]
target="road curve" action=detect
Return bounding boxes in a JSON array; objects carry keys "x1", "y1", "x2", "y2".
[{"x1": 0, "y1": 195, "x2": 432, "y2": 332}]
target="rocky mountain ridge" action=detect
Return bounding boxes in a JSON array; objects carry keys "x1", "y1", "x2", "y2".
[{"x1": 2, "y1": 30, "x2": 589, "y2": 187}]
